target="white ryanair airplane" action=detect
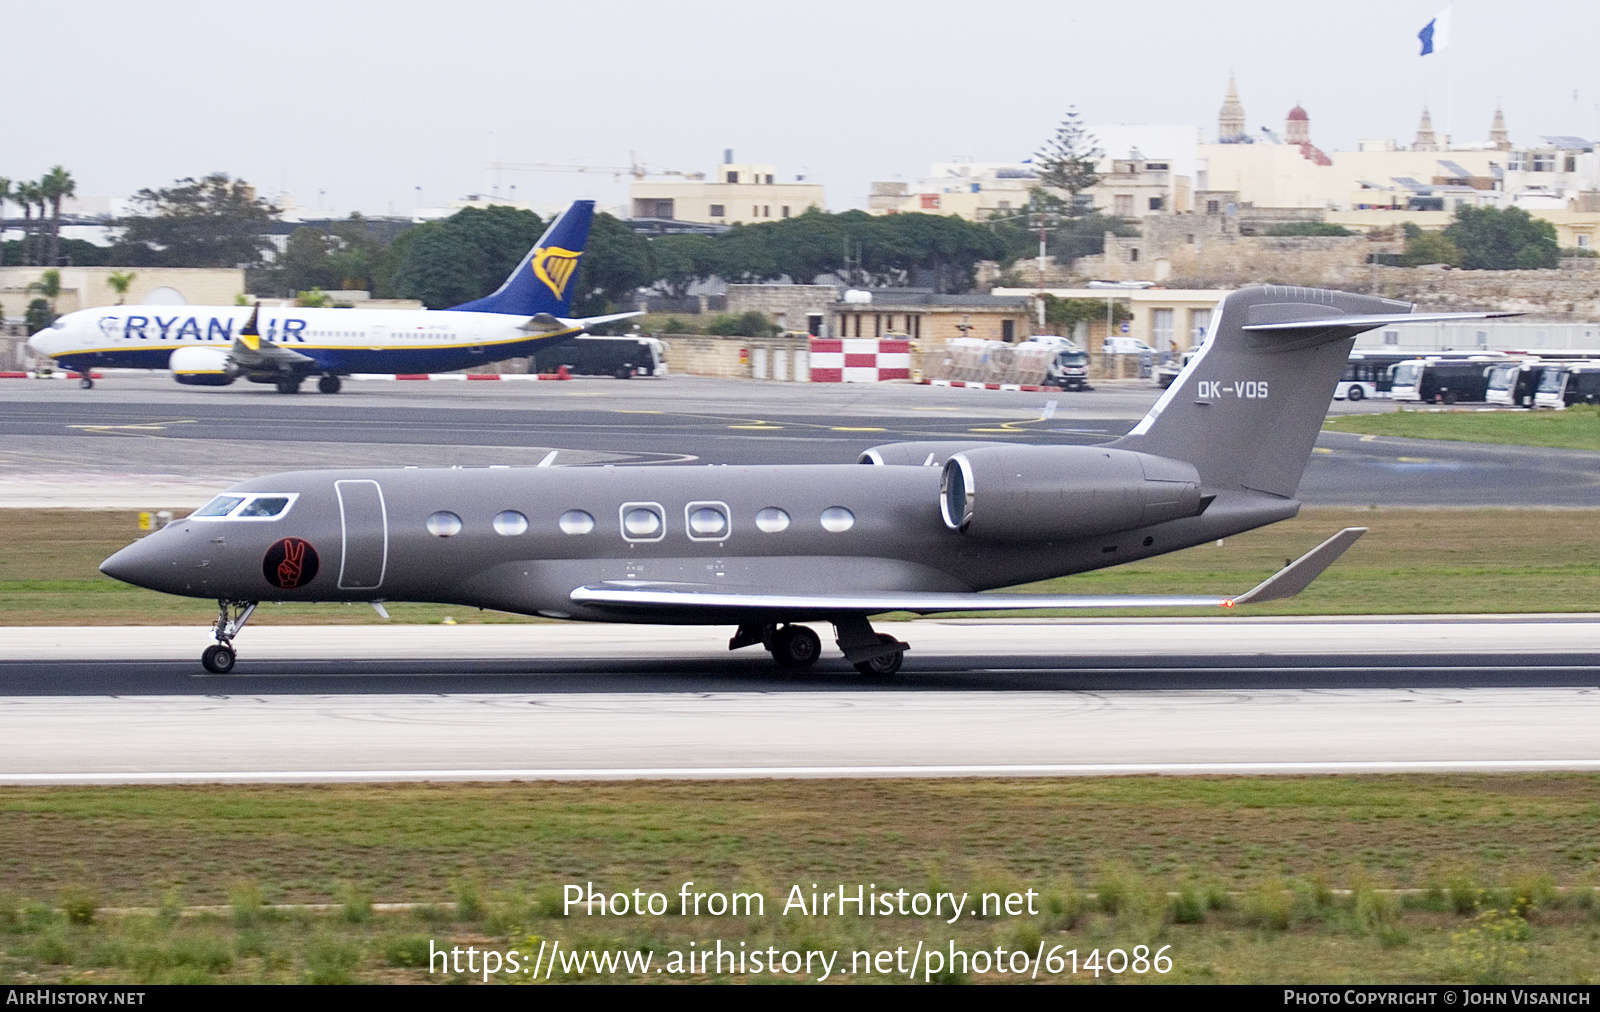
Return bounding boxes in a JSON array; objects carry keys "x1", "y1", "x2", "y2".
[{"x1": 26, "y1": 200, "x2": 635, "y2": 393}]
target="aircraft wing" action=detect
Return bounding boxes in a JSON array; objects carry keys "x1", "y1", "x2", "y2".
[
  {"x1": 229, "y1": 336, "x2": 316, "y2": 370},
  {"x1": 520, "y1": 311, "x2": 644, "y2": 335},
  {"x1": 570, "y1": 527, "x2": 1367, "y2": 617}
]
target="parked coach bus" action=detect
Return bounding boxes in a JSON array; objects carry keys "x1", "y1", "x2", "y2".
[
  {"x1": 531, "y1": 336, "x2": 667, "y2": 379},
  {"x1": 1485, "y1": 361, "x2": 1547, "y2": 407},
  {"x1": 1534, "y1": 363, "x2": 1600, "y2": 408},
  {"x1": 1335, "y1": 351, "x2": 1416, "y2": 401},
  {"x1": 1388, "y1": 354, "x2": 1507, "y2": 404}
]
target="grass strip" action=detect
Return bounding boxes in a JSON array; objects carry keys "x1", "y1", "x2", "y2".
[
  {"x1": 1323, "y1": 405, "x2": 1600, "y2": 452},
  {"x1": 2, "y1": 777, "x2": 1599, "y2": 984}
]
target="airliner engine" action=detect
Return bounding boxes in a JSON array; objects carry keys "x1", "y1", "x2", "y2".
[
  {"x1": 169, "y1": 346, "x2": 237, "y2": 386},
  {"x1": 940, "y1": 444, "x2": 1204, "y2": 540}
]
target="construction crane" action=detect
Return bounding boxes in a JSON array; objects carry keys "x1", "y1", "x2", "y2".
[{"x1": 487, "y1": 151, "x2": 705, "y2": 181}]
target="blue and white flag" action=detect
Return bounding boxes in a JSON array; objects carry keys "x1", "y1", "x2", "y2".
[{"x1": 1419, "y1": 5, "x2": 1452, "y2": 56}]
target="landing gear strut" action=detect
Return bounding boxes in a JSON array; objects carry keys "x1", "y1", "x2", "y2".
[
  {"x1": 833, "y1": 616, "x2": 908, "y2": 677},
  {"x1": 729, "y1": 617, "x2": 907, "y2": 675},
  {"x1": 203, "y1": 599, "x2": 257, "y2": 673}
]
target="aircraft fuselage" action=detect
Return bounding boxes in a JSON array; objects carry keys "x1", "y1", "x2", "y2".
[{"x1": 101, "y1": 464, "x2": 1298, "y2": 624}]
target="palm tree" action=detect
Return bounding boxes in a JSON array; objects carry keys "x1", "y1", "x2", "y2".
[
  {"x1": 106, "y1": 270, "x2": 136, "y2": 304},
  {"x1": 27, "y1": 268, "x2": 62, "y2": 328},
  {"x1": 0, "y1": 177, "x2": 11, "y2": 267},
  {"x1": 39, "y1": 166, "x2": 75, "y2": 266},
  {"x1": 12, "y1": 181, "x2": 39, "y2": 265}
]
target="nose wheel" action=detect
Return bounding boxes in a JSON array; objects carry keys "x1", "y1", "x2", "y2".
[
  {"x1": 201, "y1": 644, "x2": 236, "y2": 673},
  {"x1": 203, "y1": 599, "x2": 257, "y2": 673}
]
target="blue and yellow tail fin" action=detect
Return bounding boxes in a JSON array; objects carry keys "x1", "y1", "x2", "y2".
[{"x1": 448, "y1": 200, "x2": 596, "y2": 317}]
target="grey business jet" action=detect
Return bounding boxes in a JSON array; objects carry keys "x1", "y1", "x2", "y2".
[{"x1": 100, "y1": 286, "x2": 1509, "y2": 675}]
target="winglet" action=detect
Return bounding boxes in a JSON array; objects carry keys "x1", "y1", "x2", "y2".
[
  {"x1": 237, "y1": 302, "x2": 262, "y2": 352},
  {"x1": 1228, "y1": 527, "x2": 1367, "y2": 606}
]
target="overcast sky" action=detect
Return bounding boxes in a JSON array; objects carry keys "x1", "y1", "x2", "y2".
[{"x1": 11, "y1": 0, "x2": 1600, "y2": 219}]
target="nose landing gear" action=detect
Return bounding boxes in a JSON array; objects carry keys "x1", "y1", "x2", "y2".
[{"x1": 202, "y1": 599, "x2": 258, "y2": 673}]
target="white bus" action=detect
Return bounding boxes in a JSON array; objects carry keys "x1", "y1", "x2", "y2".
[{"x1": 1534, "y1": 363, "x2": 1600, "y2": 409}]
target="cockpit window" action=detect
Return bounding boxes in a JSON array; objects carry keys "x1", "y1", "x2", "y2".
[
  {"x1": 189, "y1": 493, "x2": 298, "y2": 520},
  {"x1": 237, "y1": 496, "x2": 291, "y2": 518},
  {"x1": 193, "y1": 496, "x2": 245, "y2": 517},
  {"x1": 50, "y1": 318, "x2": 67, "y2": 329}
]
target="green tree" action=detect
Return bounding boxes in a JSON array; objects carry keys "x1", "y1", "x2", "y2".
[
  {"x1": 24, "y1": 297, "x2": 52, "y2": 334},
  {"x1": 272, "y1": 226, "x2": 339, "y2": 294},
  {"x1": 649, "y1": 233, "x2": 719, "y2": 298},
  {"x1": 106, "y1": 270, "x2": 136, "y2": 304},
  {"x1": 763, "y1": 207, "x2": 847, "y2": 284},
  {"x1": 13, "y1": 181, "x2": 41, "y2": 265},
  {"x1": 1444, "y1": 205, "x2": 1559, "y2": 270},
  {"x1": 324, "y1": 213, "x2": 387, "y2": 290},
  {"x1": 386, "y1": 205, "x2": 545, "y2": 308},
  {"x1": 1265, "y1": 221, "x2": 1354, "y2": 236},
  {"x1": 0, "y1": 178, "x2": 10, "y2": 267},
  {"x1": 705, "y1": 310, "x2": 779, "y2": 337},
  {"x1": 988, "y1": 187, "x2": 1135, "y2": 268},
  {"x1": 1034, "y1": 107, "x2": 1101, "y2": 211},
  {"x1": 28, "y1": 268, "x2": 62, "y2": 316},
  {"x1": 1398, "y1": 229, "x2": 1463, "y2": 267},
  {"x1": 569, "y1": 212, "x2": 653, "y2": 319},
  {"x1": 1041, "y1": 295, "x2": 1132, "y2": 331},
  {"x1": 115, "y1": 173, "x2": 280, "y2": 268},
  {"x1": 38, "y1": 165, "x2": 75, "y2": 266}
]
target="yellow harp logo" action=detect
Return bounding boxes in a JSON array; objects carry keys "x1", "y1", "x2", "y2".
[{"x1": 531, "y1": 246, "x2": 582, "y2": 299}]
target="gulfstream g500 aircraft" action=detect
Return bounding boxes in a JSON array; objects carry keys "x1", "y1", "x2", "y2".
[
  {"x1": 26, "y1": 200, "x2": 636, "y2": 393},
  {"x1": 100, "y1": 287, "x2": 1510, "y2": 675}
]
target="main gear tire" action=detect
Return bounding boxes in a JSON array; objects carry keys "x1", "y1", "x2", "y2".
[
  {"x1": 318, "y1": 374, "x2": 342, "y2": 394},
  {"x1": 771, "y1": 625, "x2": 822, "y2": 669}
]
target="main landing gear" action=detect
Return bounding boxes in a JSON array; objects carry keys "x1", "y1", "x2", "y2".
[
  {"x1": 202, "y1": 599, "x2": 257, "y2": 673},
  {"x1": 318, "y1": 374, "x2": 342, "y2": 394},
  {"x1": 729, "y1": 617, "x2": 908, "y2": 676},
  {"x1": 275, "y1": 376, "x2": 302, "y2": 395}
]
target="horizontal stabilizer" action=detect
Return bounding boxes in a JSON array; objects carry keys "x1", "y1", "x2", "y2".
[
  {"x1": 519, "y1": 310, "x2": 642, "y2": 335},
  {"x1": 569, "y1": 529, "x2": 1364, "y2": 616},
  {"x1": 1242, "y1": 311, "x2": 1520, "y2": 336}
]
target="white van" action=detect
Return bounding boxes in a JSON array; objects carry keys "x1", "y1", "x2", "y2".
[{"x1": 1103, "y1": 336, "x2": 1157, "y2": 356}]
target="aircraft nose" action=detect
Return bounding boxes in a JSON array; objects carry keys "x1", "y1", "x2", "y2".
[{"x1": 100, "y1": 537, "x2": 170, "y2": 592}]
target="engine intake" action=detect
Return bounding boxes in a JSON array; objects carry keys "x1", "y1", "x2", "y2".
[
  {"x1": 169, "y1": 346, "x2": 237, "y2": 386},
  {"x1": 940, "y1": 444, "x2": 1203, "y2": 540}
]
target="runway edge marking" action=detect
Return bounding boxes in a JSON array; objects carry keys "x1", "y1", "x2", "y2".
[{"x1": 7, "y1": 758, "x2": 1600, "y2": 784}]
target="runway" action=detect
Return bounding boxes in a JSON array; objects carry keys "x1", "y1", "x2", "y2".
[
  {"x1": 2, "y1": 620, "x2": 1597, "y2": 782},
  {"x1": 2, "y1": 373, "x2": 1596, "y2": 506}
]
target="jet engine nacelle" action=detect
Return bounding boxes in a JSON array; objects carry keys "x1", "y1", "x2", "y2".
[
  {"x1": 941, "y1": 444, "x2": 1203, "y2": 540},
  {"x1": 169, "y1": 346, "x2": 237, "y2": 386}
]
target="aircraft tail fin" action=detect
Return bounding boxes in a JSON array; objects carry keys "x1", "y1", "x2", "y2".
[
  {"x1": 1109, "y1": 286, "x2": 1512, "y2": 498},
  {"x1": 449, "y1": 199, "x2": 596, "y2": 317}
]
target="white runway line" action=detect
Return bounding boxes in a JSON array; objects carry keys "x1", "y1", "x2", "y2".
[{"x1": 9, "y1": 759, "x2": 1600, "y2": 785}]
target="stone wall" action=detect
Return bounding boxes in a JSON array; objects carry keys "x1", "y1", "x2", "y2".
[
  {"x1": 659, "y1": 333, "x2": 813, "y2": 380},
  {"x1": 724, "y1": 284, "x2": 839, "y2": 334}
]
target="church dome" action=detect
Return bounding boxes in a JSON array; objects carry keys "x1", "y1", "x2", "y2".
[{"x1": 1287, "y1": 105, "x2": 1309, "y2": 122}]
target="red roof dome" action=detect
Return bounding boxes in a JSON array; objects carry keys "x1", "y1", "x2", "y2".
[{"x1": 1287, "y1": 105, "x2": 1309, "y2": 121}]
